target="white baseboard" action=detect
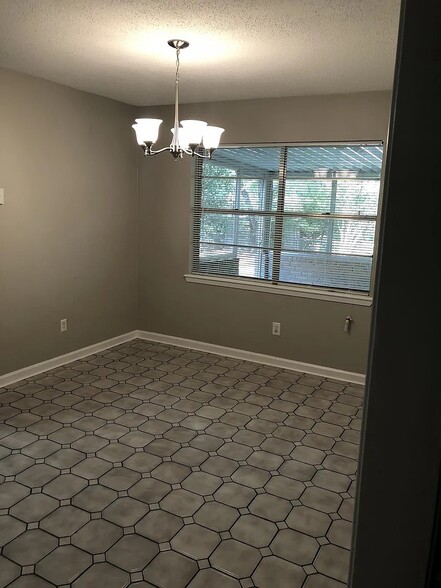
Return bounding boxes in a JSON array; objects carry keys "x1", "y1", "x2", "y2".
[
  {"x1": 136, "y1": 330, "x2": 365, "y2": 385},
  {"x1": 0, "y1": 328, "x2": 365, "y2": 388},
  {"x1": 0, "y1": 331, "x2": 137, "y2": 388}
]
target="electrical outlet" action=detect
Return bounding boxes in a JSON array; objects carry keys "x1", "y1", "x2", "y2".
[
  {"x1": 60, "y1": 318, "x2": 68, "y2": 333},
  {"x1": 272, "y1": 321, "x2": 281, "y2": 336}
]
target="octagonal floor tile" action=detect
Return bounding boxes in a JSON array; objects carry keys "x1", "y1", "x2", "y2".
[
  {"x1": 107, "y1": 534, "x2": 158, "y2": 572},
  {"x1": 73, "y1": 562, "x2": 130, "y2": 587},
  {"x1": 95, "y1": 423, "x2": 129, "y2": 440},
  {"x1": 3, "y1": 529, "x2": 57, "y2": 565},
  {"x1": 210, "y1": 538, "x2": 261, "y2": 578},
  {"x1": 0, "y1": 431, "x2": 37, "y2": 450},
  {"x1": 303, "y1": 573, "x2": 346, "y2": 588},
  {"x1": 182, "y1": 471, "x2": 222, "y2": 496},
  {"x1": 264, "y1": 475, "x2": 304, "y2": 501},
  {"x1": 218, "y1": 441, "x2": 252, "y2": 461},
  {"x1": 96, "y1": 442, "x2": 135, "y2": 463},
  {"x1": 0, "y1": 482, "x2": 30, "y2": 508},
  {"x1": 327, "y1": 519, "x2": 353, "y2": 550},
  {"x1": 0, "y1": 453, "x2": 34, "y2": 476},
  {"x1": 129, "y1": 478, "x2": 171, "y2": 504},
  {"x1": 43, "y1": 473, "x2": 87, "y2": 499},
  {"x1": 145, "y1": 438, "x2": 181, "y2": 457},
  {"x1": 249, "y1": 493, "x2": 292, "y2": 522},
  {"x1": 0, "y1": 515, "x2": 26, "y2": 547},
  {"x1": 48, "y1": 427, "x2": 84, "y2": 444},
  {"x1": 201, "y1": 455, "x2": 238, "y2": 477},
  {"x1": 194, "y1": 502, "x2": 239, "y2": 532},
  {"x1": 119, "y1": 431, "x2": 154, "y2": 448},
  {"x1": 160, "y1": 489, "x2": 204, "y2": 517},
  {"x1": 10, "y1": 493, "x2": 58, "y2": 523},
  {"x1": 151, "y1": 462, "x2": 190, "y2": 484},
  {"x1": 144, "y1": 550, "x2": 198, "y2": 588},
  {"x1": 0, "y1": 556, "x2": 20, "y2": 586},
  {"x1": 36, "y1": 545, "x2": 92, "y2": 585},
  {"x1": 6, "y1": 574, "x2": 54, "y2": 587},
  {"x1": 214, "y1": 481, "x2": 256, "y2": 508},
  {"x1": 252, "y1": 556, "x2": 306, "y2": 588},
  {"x1": 103, "y1": 496, "x2": 149, "y2": 526},
  {"x1": 247, "y1": 450, "x2": 284, "y2": 471},
  {"x1": 286, "y1": 506, "x2": 332, "y2": 537},
  {"x1": 173, "y1": 447, "x2": 209, "y2": 467},
  {"x1": 16, "y1": 464, "x2": 58, "y2": 488},
  {"x1": 40, "y1": 505, "x2": 90, "y2": 537},
  {"x1": 300, "y1": 487, "x2": 342, "y2": 514},
  {"x1": 338, "y1": 497, "x2": 355, "y2": 522},
  {"x1": 72, "y1": 484, "x2": 117, "y2": 512},
  {"x1": 136, "y1": 510, "x2": 183, "y2": 543},
  {"x1": 312, "y1": 469, "x2": 351, "y2": 493},
  {"x1": 278, "y1": 459, "x2": 316, "y2": 481},
  {"x1": 190, "y1": 433, "x2": 224, "y2": 451},
  {"x1": 45, "y1": 448, "x2": 85, "y2": 469},
  {"x1": 123, "y1": 452, "x2": 161, "y2": 474},
  {"x1": 72, "y1": 519, "x2": 123, "y2": 554},
  {"x1": 71, "y1": 456, "x2": 112, "y2": 479},
  {"x1": 231, "y1": 465, "x2": 270, "y2": 489},
  {"x1": 271, "y1": 529, "x2": 319, "y2": 565},
  {"x1": 171, "y1": 523, "x2": 220, "y2": 559},
  {"x1": 187, "y1": 568, "x2": 241, "y2": 588},
  {"x1": 231, "y1": 514, "x2": 277, "y2": 548},
  {"x1": 232, "y1": 430, "x2": 265, "y2": 447},
  {"x1": 314, "y1": 544, "x2": 350, "y2": 583},
  {"x1": 100, "y1": 466, "x2": 141, "y2": 491}
]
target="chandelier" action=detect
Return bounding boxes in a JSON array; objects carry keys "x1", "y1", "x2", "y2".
[{"x1": 132, "y1": 40, "x2": 224, "y2": 160}]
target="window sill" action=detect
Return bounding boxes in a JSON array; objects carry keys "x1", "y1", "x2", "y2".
[{"x1": 184, "y1": 274, "x2": 373, "y2": 306}]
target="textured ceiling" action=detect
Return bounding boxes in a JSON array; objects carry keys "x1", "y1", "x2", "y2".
[{"x1": 0, "y1": 0, "x2": 401, "y2": 106}]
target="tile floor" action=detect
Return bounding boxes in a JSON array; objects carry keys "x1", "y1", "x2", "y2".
[{"x1": 0, "y1": 339, "x2": 363, "y2": 588}]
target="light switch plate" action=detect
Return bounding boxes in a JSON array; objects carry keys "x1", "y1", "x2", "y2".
[{"x1": 0, "y1": 188, "x2": 4, "y2": 205}]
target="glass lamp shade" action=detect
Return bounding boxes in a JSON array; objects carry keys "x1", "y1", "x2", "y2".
[
  {"x1": 133, "y1": 118, "x2": 163, "y2": 144},
  {"x1": 180, "y1": 120, "x2": 207, "y2": 146},
  {"x1": 202, "y1": 126, "x2": 225, "y2": 150},
  {"x1": 170, "y1": 127, "x2": 190, "y2": 151},
  {"x1": 132, "y1": 124, "x2": 148, "y2": 146}
]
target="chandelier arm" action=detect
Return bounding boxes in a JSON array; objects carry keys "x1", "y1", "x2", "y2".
[
  {"x1": 143, "y1": 146, "x2": 174, "y2": 157},
  {"x1": 192, "y1": 149, "x2": 215, "y2": 160}
]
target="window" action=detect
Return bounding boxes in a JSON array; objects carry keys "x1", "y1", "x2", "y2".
[{"x1": 189, "y1": 143, "x2": 383, "y2": 300}]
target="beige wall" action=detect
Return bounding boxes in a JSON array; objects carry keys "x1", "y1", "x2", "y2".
[
  {"x1": 137, "y1": 92, "x2": 391, "y2": 374},
  {"x1": 0, "y1": 79, "x2": 391, "y2": 378},
  {"x1": 0, "y1": 68, "x2": 138, "y2": 375}
]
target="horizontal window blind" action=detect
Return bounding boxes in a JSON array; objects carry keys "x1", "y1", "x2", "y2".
[{"x1": 191, "y1": 143, "x2": 383, "y2": 294}]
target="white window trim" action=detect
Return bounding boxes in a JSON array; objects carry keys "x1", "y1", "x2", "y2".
[
  {"x1": 189, "y1": 140, "x2": 384, "y2": 306},
  {"x1": 184, "y1": 273, "x2": 373, "y2": 306}
]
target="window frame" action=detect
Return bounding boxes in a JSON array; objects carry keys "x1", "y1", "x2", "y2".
[{"x1": 186, "y1": 141, "x2": 385, "y2": 306}]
